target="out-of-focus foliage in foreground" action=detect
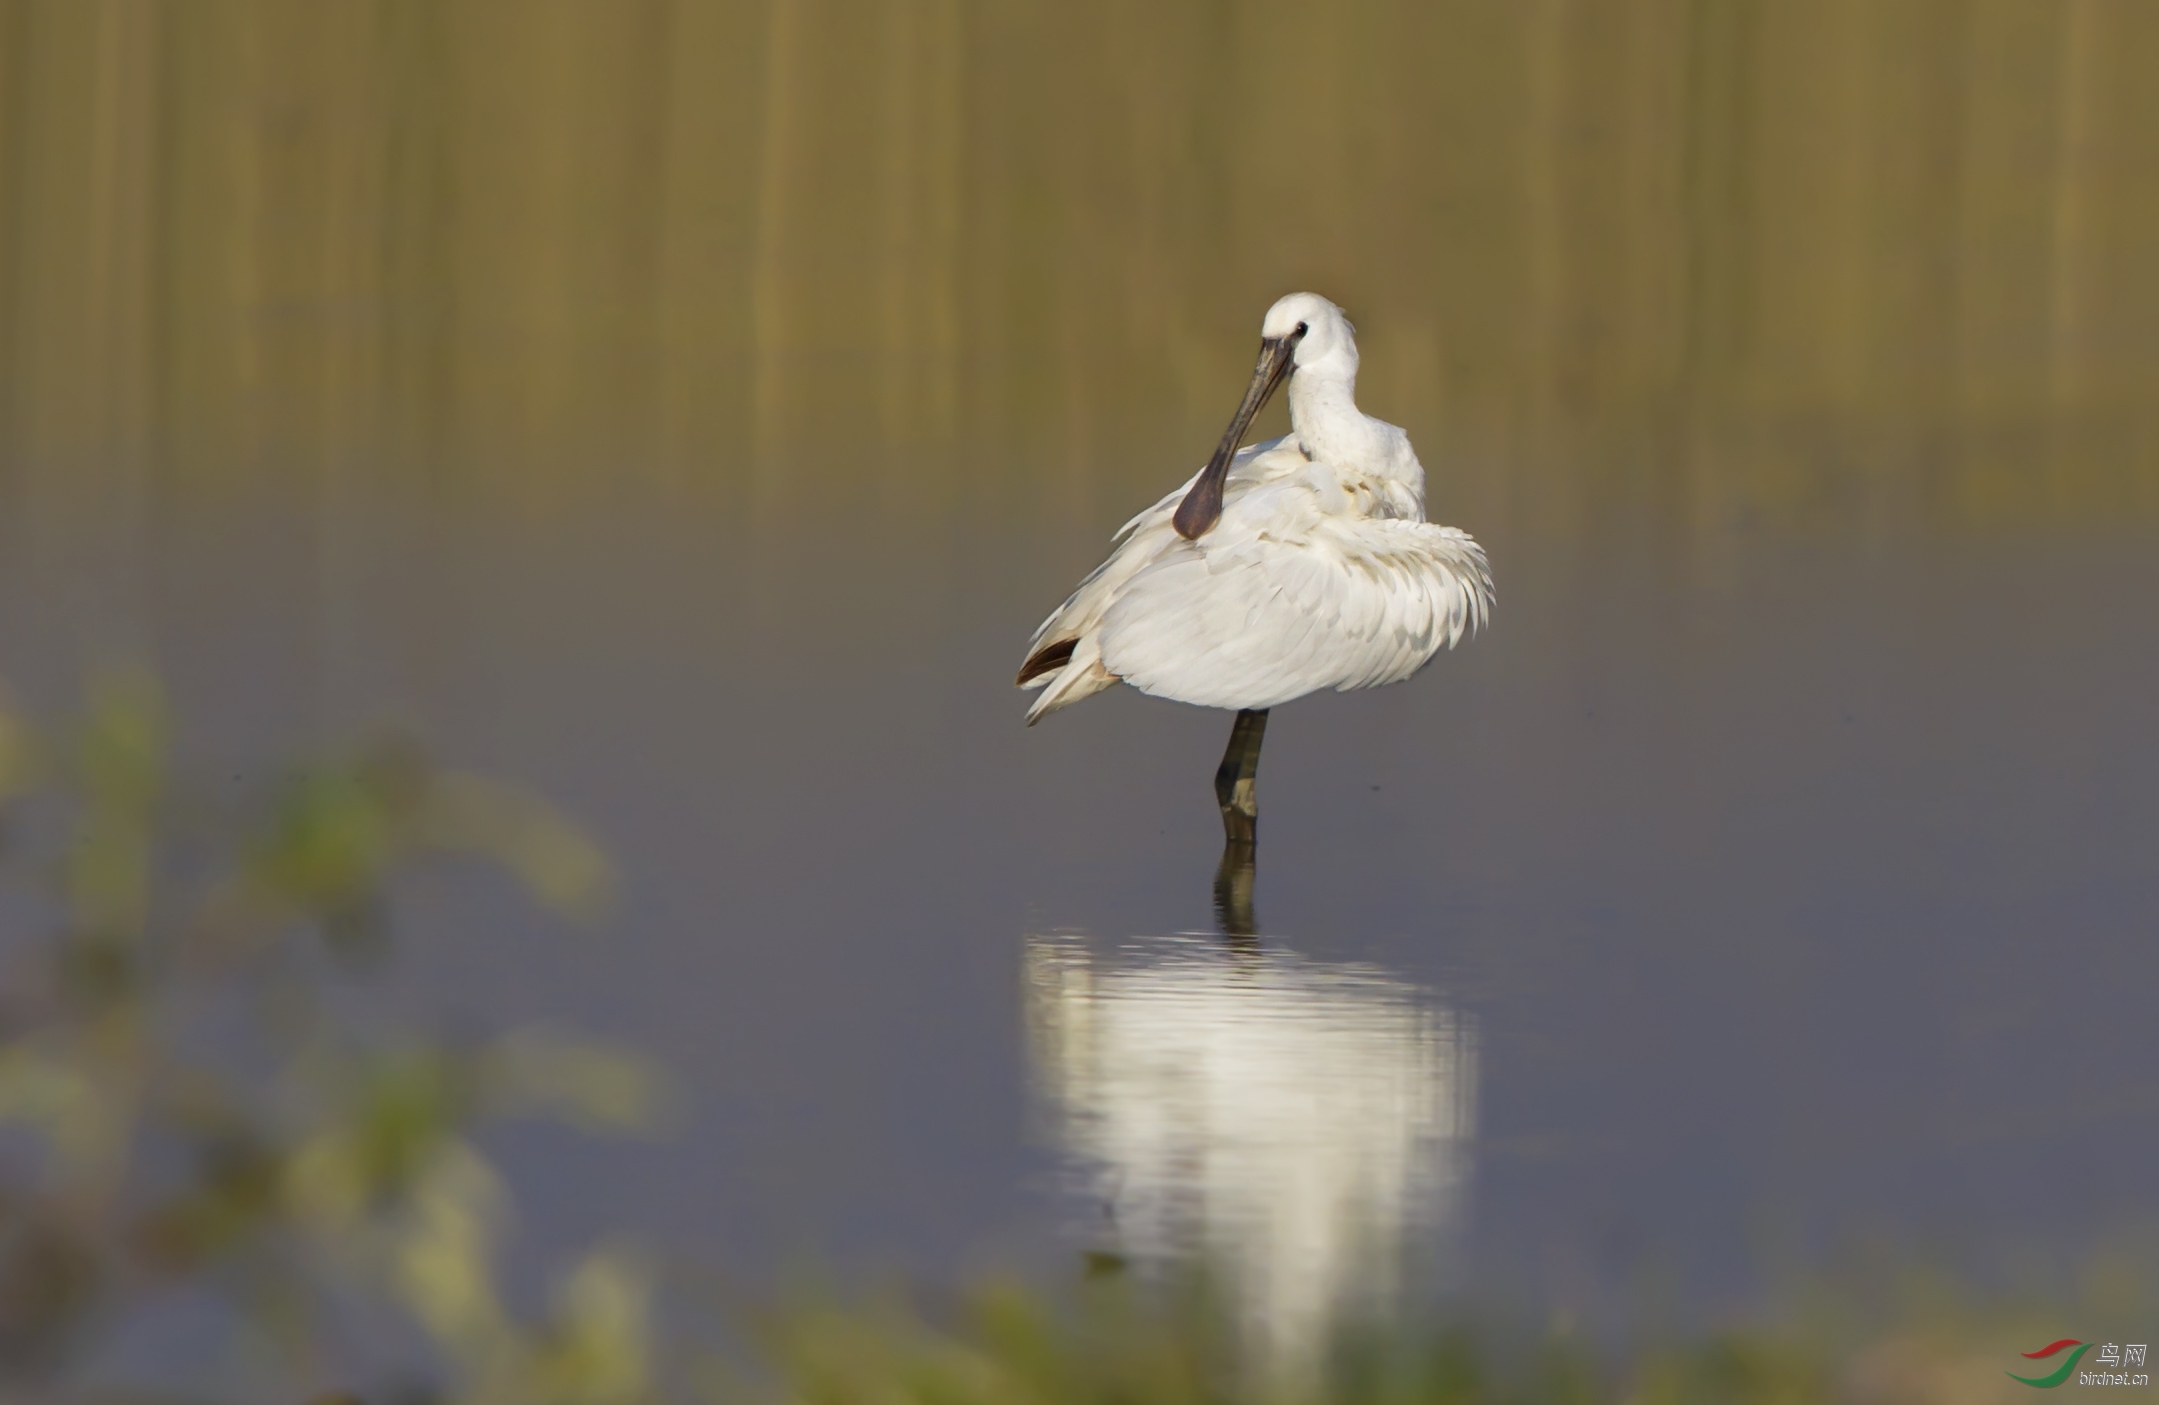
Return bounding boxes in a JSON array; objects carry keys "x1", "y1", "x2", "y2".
[
  {"x1": 744, "y1": 1264, "x2": 2146, "y2": 1405},
  {"x1": 0, "y1": 674, "x2": 665, "y2": 1403}
]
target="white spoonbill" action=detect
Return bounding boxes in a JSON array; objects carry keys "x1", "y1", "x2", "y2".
[{"x1": 1016, "y1": 292, "x2": 1492, "y2": 844}]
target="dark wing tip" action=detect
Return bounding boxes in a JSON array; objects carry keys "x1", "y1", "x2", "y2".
[{"x1": 1016, "y1": 638, "x2": 1078, "y2": 686}]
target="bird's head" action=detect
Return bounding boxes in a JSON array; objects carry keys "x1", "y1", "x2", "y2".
[
  {"x1": 1173, "y1": 292, "x2": 1358, "y2": 539},
  {"x1": 1260, "y1": 291, "x2": 1359, "y2": 381}
]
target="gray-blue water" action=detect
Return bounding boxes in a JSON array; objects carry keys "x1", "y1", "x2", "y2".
[{"x1": 5, "y1": 439, "x2": 2152, "y2": 1334}]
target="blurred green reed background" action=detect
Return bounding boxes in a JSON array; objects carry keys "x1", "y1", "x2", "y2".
[{"x1": 1, "y1": 0, "x2": 2156, "y2": 531}]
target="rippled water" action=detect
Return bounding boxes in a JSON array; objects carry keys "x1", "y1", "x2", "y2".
[{"x1": 4, "y1": 0, "x2": 2158, "y2": 1343}]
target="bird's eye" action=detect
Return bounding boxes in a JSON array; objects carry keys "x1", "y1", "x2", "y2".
[{"x1": 1294, "y1": 321, "x2": 1308, "y2": 338}]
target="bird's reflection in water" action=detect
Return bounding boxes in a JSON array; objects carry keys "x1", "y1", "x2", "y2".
[
  {"x1": 1023, "y1": 864, "x2": 1477, "y2": 1362},
  {"x1": 1213, "y1": 841, "x2": 1261, "y2": 940}
]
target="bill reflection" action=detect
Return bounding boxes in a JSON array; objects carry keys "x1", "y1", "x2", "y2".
[{"x1": 1023, "y1": 930, "x2": 1477, "y2": 1355}]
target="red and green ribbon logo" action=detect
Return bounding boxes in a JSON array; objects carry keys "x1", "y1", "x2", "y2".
[{"x1": 2009, "y1": 1339, "x2": 2091, "y2": 1388}]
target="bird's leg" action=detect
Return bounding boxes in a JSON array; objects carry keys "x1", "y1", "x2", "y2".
[
  {"x1": 1212, "y1": 708, "x2": 1270, "y2": 848},
  {"x1": 1211, "y1": 710, "x2": 1268, "y2": 939}
]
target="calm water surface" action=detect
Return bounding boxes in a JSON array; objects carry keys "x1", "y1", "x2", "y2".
[{"x1": 5, "y1": 448, "x2": 2154, "y2": 1337}]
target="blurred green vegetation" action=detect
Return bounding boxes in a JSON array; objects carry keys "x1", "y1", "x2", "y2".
[
  {"x1": 732, "y1": 1263, "x2": 2147, "y2": 1405},
  {"x1": 0, "y1": 673, "x2": 667, "y2": 1402}
]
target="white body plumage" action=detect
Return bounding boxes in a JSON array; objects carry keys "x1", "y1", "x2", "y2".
[{"x1": 1019, "y1": 293, "x2": 1492, "y2": 722}]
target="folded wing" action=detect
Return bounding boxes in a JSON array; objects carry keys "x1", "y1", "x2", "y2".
[{"x1": 1096, "y1": 484, "x2": 1491, "y2": 711}]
